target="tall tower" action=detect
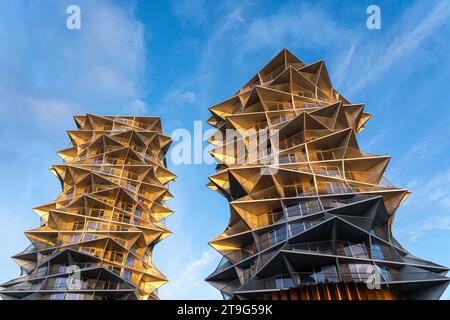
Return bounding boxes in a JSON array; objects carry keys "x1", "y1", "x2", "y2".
[
  {"x1": 205, "y1": 49, "x2": 449, "y2": 300},
  {"x1": 1, "y1": 114, "x2": 175, "y2": 300}
]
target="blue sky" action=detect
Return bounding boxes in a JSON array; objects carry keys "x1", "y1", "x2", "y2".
[{"x1": 0, "y1": 0, "x2": 449, "y2": 300}]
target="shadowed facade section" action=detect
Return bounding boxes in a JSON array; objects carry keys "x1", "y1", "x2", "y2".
[
  {"x1": 205, "y1": 49, "x2": 449, "y2": 300},
  {"x1": 1, "y1": 115, "x2": 175, "y2": 300}
]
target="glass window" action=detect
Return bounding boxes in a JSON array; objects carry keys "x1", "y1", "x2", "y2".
[
  {"x1": 289, "y1": 222, "x2": 303, "y2": 236},
  {"x1": 372, "y1": 243, "x2": 384, "y2": 260},
  {"x1": 275, "y1": 277, "x2": 283, "y2": 288},
  {"x1": 378, "y1": 266, "x2": 391, "y2": 281},
  {"x1": 109, "y1": 266, "x2": 121, "y2": 275},
  {"x1": 316, "y1": 151, "x2": 324, "y2": 161},
  {"x1": 286, "y1": 204, "x2": 301, "y2": 217},
  {"x1": 121, "y1": 202, "x2": 133, "y2": 211},
  {"x1": 268, "y1": 230, "x2": 277, "y2": 246},
  {"x1": 90, "y1": 209, "x2": 104, "y2": 218},
  {"x1": 268, "y1": 226, "x2": 287, "y2": 246},
  {"x1": 295, "y1": 184, "x2": 304, "y2": 196},
  {"x1": 37, "y1": 266, "x2": 47, "y2": 277},
  {"x1": 119, "y1": 214, "x2": 130, "y2": 224},
  {"x1": 83, "y1": 234, "x2": 97, "y2": 242},
  {"x1": 284, "y1": 187, "x2": 297, "y2": 197},
  {"x1": 320, "y1": 166, "x2": 339, "y2": 177},
  {"x1": 106, "y1": 158, "x2": 118, "y2": 165},
  {"x1": 276, "y1": 226, "x2": 287, "y2": 242},
  {"x1": 115, "y1": 118, "x2": 128, "y2": 124},
  {"x1": 72, "y1": 221, "x2": 84, "y2": 231},
  {"x1": 58, "y1": 264, "x2": 68, "y2": 274},
  {"x1": 66, "y1": 293, "x2": 89, "y2": 300},
  {"x1": 126, "y1": 256, "x2": 134, "y2": 267},
  {"x1": 289, "y1": 221, "x2": 313, "y2": 237},
  {"x1": 352, "y1": 244, "x2": 367, "y2": 257},
  {"x1": 279, "y1": 155, "x2": 290, "y2": 164},
  {"x1": 124, "y1": 269, "x2": 132, "y2": 281},
  {"x1": 110, "y1": 251, "x2": 124, "y2": 263},
  {"x1": 267, "y1": 211, "x2": 282, "y2": 224},
  {"x1": 283, "y1": 277, "x2": 294, "y2": 288},
  {"x1": 290, "y1": 199, "x2": 318, "y2": 215},
  {"x1": 344, "y1": 242, "x2": 367, "y2": 257},
  {"x1": 315, "y1": 269, "x2": 325, "y2": 283},
  {"x1": 53, "y1": 277, "x2": 68, "y2": 289},
  {"x1": 69, "y1": 234, "x2": 82, "y2": 244},
  {"x1": 275, "y1": 276, "x2": 294, "y2": 289},
  {"x1": 134, "y1": 208, "x2": 142, "y2": 217},
  {"x1": 299, "y1": 201, "x2": 309, "y2": 215},
  {"x1": 299, "y1": 273, "x2": 316, "y2": 285},
  {"x1": 325, "y1": 182, "x2": 334, "y2": 193},
  {"x1": 126, "y1": 171, "x2": 136, "y2": 181},
  {"x1": 344, "y1": 242, "x2": 353, "y2": 256},
  {"x1": 348, "y1": 263, "x2": 372, "y2": 281},
  {"x1": 86, "y1": 221, "x2": 102, "y2": 231},
  {"x1": 101, "y1": 167, "x2": 115, "y2": 175},
  {"x1": 49, "y1": 293, "x2": 65, "y2": 300},
  {"x1": 329, "y1": 199, "x2": 339, "y2": 208}
]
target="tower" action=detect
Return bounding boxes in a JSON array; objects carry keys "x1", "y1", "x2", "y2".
[
  {"x1": 1, "y1": 114, "x2": 175, "y2": 300},
  {"x1": 205, "y1": 49, "x2": 449, "y2": 300}
]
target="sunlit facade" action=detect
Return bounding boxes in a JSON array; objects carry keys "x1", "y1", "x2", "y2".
[
  {"x1": 205, "y1": 49, "x2": 449, "y2": 300},
  {"x1": 0, "y1": 115, "x2": 175, "y2": 300}
]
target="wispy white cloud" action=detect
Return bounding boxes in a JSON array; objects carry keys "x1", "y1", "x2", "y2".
[
  {"x1": 336, "y1": 1, "x2": 450, "y2": 94},
  {"x1": 166, "y1": 1, "x2": 253, "y2": 117},
  {"x1": 180, "y1": 0, "x2": 351, "y2": 110},
  {"x1": 158, "y1": 249, "x2": 221, "y2": 299},
  {"x1": 395, "y1": 169, "x2": 450, "y2": 242},
  {"x1": 360, "y1": 130, "x2": 390, "y2": 151},
  {"x1": 0, "y1": 0, "x2": 148, "y2": 123},
  {"x1": 240, "y1": 2, "x2": 349, "y2": 55},
  {"x1": 389, "y1": 131, "x2": 450, "y2": 183},
  {"x1": 404, "y1": 216, "x2": 450, "y2": 242},
  {"x1": 161, "y1": 90, "x2": 197, "y2": 107},
  {"x1": 0, "y1": 0, "x2": 150, "y2": 163},
  {"x1": 333, "y1": 43, "x2": 356, "y2": 88},
  {"x1": 405, "y1": 170, "x2": 450, "y2": 210},
  {"x1": 127, "y1": 99, "x2": 148, "y2": 115},
  {"x1": 171, "y1": 0, "x2": 210, "y2": 27},
  {"x1": 155, "y1": 88, "x2": 199, "y2": 130},
  {"x1": 187, "y1": 0, "x2": 449, "y2": 102}
]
